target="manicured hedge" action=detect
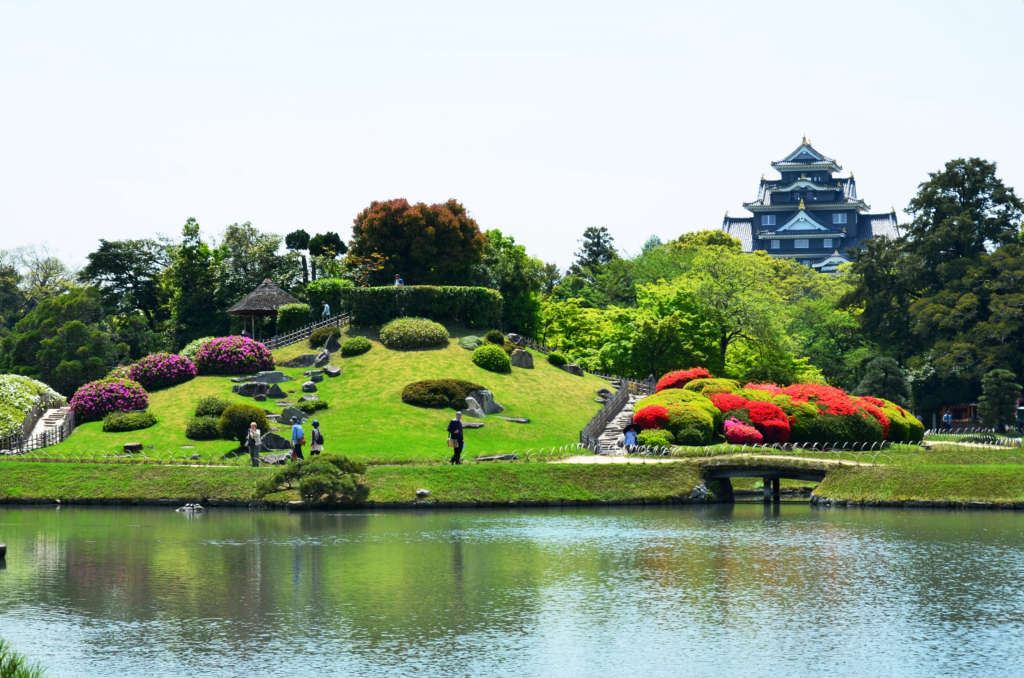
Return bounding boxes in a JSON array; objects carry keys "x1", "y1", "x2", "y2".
[
  {"x1": 655, "y1": 367, "x2": 711, "y2": 392},
  {"x1": 277, "y1": 303, "x2": 312, "y2": 334},
  {"x1": 380, "y1": 317, "x2": 449, "y2": 350},
  {"x1": 402, "y1": 380, "x2": 485, "y2": 409},
  {"x1": 127, "y1": 353, "x2": 197, "y2": 391},
  {"x1": 637, "y1": 429, "x2": 674, "y2": 448},
  {"x1": 305, "y1": 278, "x2": 354, "y2": 317},
  {"x1": 70, "y1": 378, "x2": 148, "y2": 423},
  {"x1": 102, "y1": 410, "x2": 157, "y2": 432},
  {"x1": 340, "y1": 336, "x2": 371, "y2": 356},
  {"x1": 185, "y1": 416, "x2": 220, "y2": 440},
  {"x1": 218, "y1": 404, "x2": 270, "y2": 446},
  {"x1": 340, "y1": 286, "x2": 501, "y2": 328},
  {"x1": 547, "y1": 352, "x2": 568, "y2": 367},
  {"x1": 472, "y1": 344, "x2": 512, "y2": 373}
]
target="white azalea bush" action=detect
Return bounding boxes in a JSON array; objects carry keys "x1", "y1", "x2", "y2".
[{"x1": 0, "y1": 374, "x2": 66, "y2": 438}]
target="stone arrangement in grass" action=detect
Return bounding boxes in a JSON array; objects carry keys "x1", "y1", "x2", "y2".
[
  {"x1": 379, "y1": 317, "x2": 449, "y2": 350},
  {"x1": 632, "y1": 367, "x2": 926, "y2": 447}
]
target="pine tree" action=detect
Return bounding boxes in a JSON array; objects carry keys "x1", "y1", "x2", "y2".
[
  {"x1": 852, "y1": 357, "x2": 911, "y2": 405},
  {"x1": 169, "y1": 218, "x2": 225, "y2": 349},
  {"x1": 978, "y1": 369, "x2": 1021, "y2": 430}
]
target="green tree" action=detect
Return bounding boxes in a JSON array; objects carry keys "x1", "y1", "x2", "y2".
[
  {"x1": 569, "y1": 226, "x2": 617, "y2": 274},
  {"x1": 349, "y1": 198, "x2": 486, "y2": 285},
  {"x1": 977, "y1": 369, "x2": 1021, "y2": 430},
  {"x1": 79, "y1": 239, "x2": 171, "y2": 329},
  {"x1": 285, "y1": 229, "x2": 311, "y2": 284},
  {"x1": 479, "y1": 230, "x2": 541, "y2": 335},
  {"x1": 169, "y1": 218, "x2": 226, "y2": 349},
  {"x1": 852, "y1": 357, "x2": 911, "y2": 405},
  {"x1": 308, "y1": 231, "x2": 348, "y2": 280}
]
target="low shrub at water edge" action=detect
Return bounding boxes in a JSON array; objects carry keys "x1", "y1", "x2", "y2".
[
  {"x1": 70, "y1": 378, "x2": 149, "y2": 423},
  {"x1": 194, "y1": 396, "x2": 232, "y2": 418},
  {"x1": 472, "y1": 344, "x2": 512, "y2": 373},
  {"x1": 185, "y1": 416, "x2": 221, "y2": 440},
  {"x1": 402, "y1": 380, "x2": 486, "y2": 409},
  {"x1": 340, "y1": 336, "x2": 371, "y2": 356},
  {"x1": 127, "y1": 352, "x2": 197, "y2": 391},
  {"x1": 194, "y1": 336, "x2": 275, "y2": 375},
  {"x1": 296, "y1": 399, "x2": 330, "y2": 414},
  {"x1": 547, "y1": 353, "x2": 568, "y2": 367},
  {"x1": 254, "y1": 454, "x2": 368, "y2": 504},
  {"x1": 309, "y1": 326, "x2": 342, "y2": 349},
  {"x1": 379, "y1": 317, "x2": 449, "y2": 350},
  {"x1": 217, "y1": 403, "x2": 271, "y2": 447},
  {"x1": 102, "y1": 410, "x2": 157, "y2": 433}
]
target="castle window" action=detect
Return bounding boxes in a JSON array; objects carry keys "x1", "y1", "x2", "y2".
[
  {"x1": 771, "y1": 240, "x2": 780, "y2": 250},
  {"x1": 803, "y1": 260, "x2": 812, "y2": 266},
  {"x1": 761, "y1": 215, "x2": 775, "y2": 226},
  {"x1": 833, "y1": 213, "x2": 848, "y2": 224},
  {"x1": 794, "y1": 239, "x2": 809, "y2": 249},
  {"x1": 823, "y1": 238, "x2": 833, "y2": 248}
]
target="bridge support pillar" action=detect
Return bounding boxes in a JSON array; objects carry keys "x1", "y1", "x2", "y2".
[
  {"x1": 763, "y1": 477, "x2": 772, "y2": 503},
  {"x1": 772, "y1": 477, "x2": 781, "y2": 502}
]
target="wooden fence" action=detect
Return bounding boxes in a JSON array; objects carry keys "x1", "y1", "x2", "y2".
[
  {"x1": 0, "y1": 409, "x2": 76, "y2": 455},
  {"x1": 261, "y1": 313, "x2": 351, "y2": 351}
]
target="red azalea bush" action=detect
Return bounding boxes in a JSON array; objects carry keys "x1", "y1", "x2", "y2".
[
  {"x1": 655, "y1": 367, "x2": 711, "y2": 392},
  {"x1": 724, "y1": 417, "x2": 762, "y2": 444},
  {"x1": 853, "y1": 398, "x2": 890, "y2": 439},
  {"x1": 744, "y1": 382, "x2": 782, "y2": 395},
  {"x1": 70, "y1": 378, "x2": 149, "y2": 422},
  {"x1": 778, "y1": 383, "x2": 883, "y2": 443},
  {"x1": 746, "y1": 401, "x2": 791, "y2": 443},
  {"x1": 127, "y1": 352, "x2": 197, "y2": 391},
  {"x1": 634, "y1": 405, "x2": 670, "y2": 430},
  {"x1": 711, "y1": 393, "x2": 749, "y2": 412},
  {"x1": 194, "y1": 336, "x2": 275, "y2": 375}
]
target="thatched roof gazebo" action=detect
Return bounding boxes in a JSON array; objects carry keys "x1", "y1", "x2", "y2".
[{"x1": 227, "y1": 279, "x2": 301, "y2": 340}]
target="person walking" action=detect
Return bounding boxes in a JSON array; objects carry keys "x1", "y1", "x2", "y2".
[
  {"x1": 393, "y1": 274, "x2": 404, "y2": 286},
  {"x1": 321, "y1": 301, "x2": 331, "y2": 321},
  {"x1": 246, "y1": 421, "x2": 262, "y2": 467},
  {"x1": 310, "y1": 419, "x2": 324, "y2": 456},
  {"x1": 942, "y1": 411, "x2": 953, "y2": 431},
  {"x1": 622, "y1": 423, "x2": 641, "y2": 452},
  {"x1": 446, "y1": 411, "x2": 464, "y2": 465},
  {"x1": 290, "y1": 416, "x2": 306, "y2": 462}
]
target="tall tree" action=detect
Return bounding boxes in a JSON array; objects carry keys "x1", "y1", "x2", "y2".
[
  {"x1": 349, "y1": 198, "x2": 486, "y2": 285},
  {"x1": 79, "y1": 239, "x2": 170, "y2": 329},
  {"x1": 285, "y1": 229, "x2": 311, "y2": 285},
  {"x1": 479, "y1": 230, "x2": 541, "y2": 335},
  {"x1": 978, "y1": 369, "x2": 1021, "y2": 430},
  {"x1": 570, "y1": 226, "x2": 617, "y2": 273},
  {"x1": 308, "y1": 231, "x2": 348, "y2": 280},
  {"x1": 169, "y1": 218, "x2": 225, "y2": 349},
  {"x1": 852, "y1": 357, "x2": 911, "y2": 406}
]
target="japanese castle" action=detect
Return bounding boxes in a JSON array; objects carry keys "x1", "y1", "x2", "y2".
[{"x1": 721, "y1": 138, "x2": 900, "y2": 272}]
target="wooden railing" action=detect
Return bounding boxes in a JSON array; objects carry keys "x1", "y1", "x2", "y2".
[
  {"x1": 579, "y1": 376, "x2": 656, "y2": 450},
  {"x1": 0, "y1": 409, "x2": 76, "y2": 455},
  {"x1": 262, "y1": 313, "x2": 351, "y2": 351}
]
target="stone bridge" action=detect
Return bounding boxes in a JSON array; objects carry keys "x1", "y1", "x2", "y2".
[{"x1": 703, "y1": 459, "x2": 833, "y2": 503}]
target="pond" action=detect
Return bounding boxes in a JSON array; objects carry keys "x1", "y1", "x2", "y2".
[{"x1": 1, "y1": 504, "x2": 1023, "y2": 677}]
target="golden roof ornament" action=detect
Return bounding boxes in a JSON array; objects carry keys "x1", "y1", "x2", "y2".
[
  {"x1": 891, "y1": 206, "x2": 896, "y2": 213},
  {"x1": 799, "y1": 199, "x2": 806, "y2": 210},
  {"x1": 833, "y1": 250, "x2": 840, "y2": 256},
  {"x1": 802, "y1": 134, "x2": 808, "y2": 145},
  {"x1": 724, "y1": 211, "x2": 729, "y2": 218}
]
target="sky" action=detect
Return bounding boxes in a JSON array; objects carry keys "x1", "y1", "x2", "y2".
[{"x1": 1, "y1": 0, "x2": 1022, "y2": 270}]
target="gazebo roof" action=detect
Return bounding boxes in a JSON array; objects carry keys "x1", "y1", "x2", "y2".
[{"x1": 226, "y1": 279, "x2": 301, "y2": 316}]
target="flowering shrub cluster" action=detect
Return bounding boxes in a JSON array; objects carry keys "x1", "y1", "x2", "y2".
[
  {"x1": 180, "y1": 336, "x2": 216, "y2": 360},
  {"x1": 70, "y1": 378, "x2": 149, "y2": 422},
  {"x1": 632, "y1": 366, "x2": 926, "y2": 447},
  {"x1": 0, "y1": 375, "x2": 67, "y2": 438},
  {"x1": 724, "y1": 417, "x2": 762, "y2": 444},
  {"x1": 127, "y1": 353, "x2": 197, "y2": 391},
  {"x1": 655, "y1": 367, "x2": 711, "y2": 392},
  {"x1": 194, "y1": 336, "x2": 275, "y2": 375}
]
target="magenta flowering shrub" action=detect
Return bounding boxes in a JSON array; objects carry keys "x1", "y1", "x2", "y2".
[
  {"x1": 723, "y1": 417, "x2": 763, "y2": 444},
  {"x1": 70, "y1": 378, "x2": 149, "y2": 422},
  {"x1": 127, "y1": 352, "x2": 197, "y2": 391},
  {"x1": 193, "y1": 336, "x2": 275, "y2": 375}
]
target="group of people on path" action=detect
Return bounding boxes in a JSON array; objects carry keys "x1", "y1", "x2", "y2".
[{"x1": 245, "y1": 417, "x2": 325, "y2": 466}]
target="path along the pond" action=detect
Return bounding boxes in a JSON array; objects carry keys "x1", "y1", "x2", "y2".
[{"x1": 555, "y1": 454, "x2": 872, "y2": 466}]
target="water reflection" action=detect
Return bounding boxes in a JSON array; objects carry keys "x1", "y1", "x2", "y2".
[{"x1": 1, "y1": 505, "x2": 1023, "y2": 677}]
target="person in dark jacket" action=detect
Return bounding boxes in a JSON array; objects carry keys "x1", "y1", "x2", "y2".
[{"x1": 446, "y1": 411, "x2": 464, "y2": 465}]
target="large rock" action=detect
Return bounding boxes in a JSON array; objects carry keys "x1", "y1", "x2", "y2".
[
  {"x1": 123, "y1": 443, "x2": 142, "y2": 454},
  {"x1": 313, "y1": 348, "x2": 331, "y2": 368},
  {"x1": 325, "y1": 333, "x2": 342, "y2": 352},
  {"x1": 298, "y1": 394, "x2": 319, "y2": 402},
  {"x1": 302, "y1": 369, "x2": 323, "y2": 377},
  {"x1": 506, "y1": 333, "x2": 526, "y2": 346},
  {"x1": 254, "y1": 394, "x2": 267, "y2": 402},
  {"x1": 462, "y1": 397, "x2": 486, "y2": 418},
  {"x1": 597, "y1": 388, "x2": 613, "y2": 398},
  {"x1": 252, "y1": 371, "x2": 291, "y2": 384},
  {"x1": 467, "y1": 389, "x2": 504, "y2": 414},
  {"x1": 561, "y1": 364, "x2": 585, "y2": 377},
  {"x1": 463, "y1": 422, "x2": 485, "y2": 429},
  {"x1": 266, "y1": 383, "x2": 287, "y2": 399},
  {"x1": 281, "y1": 354, "x2": 318, "y2": 368},
  {"x1": 309, "y1": 374, "x2": 324, "y2": 383},
  {"x1": 261, "y1": 452, "x2": 291, "y2": 465},
  {"x1": 260, "y1": 432, "x2": 292, "y2": 451},
  {"x1": 280, "y1": 406, "x2": 307, "y2": 424},
  {"x1": 236, "y1": 381, "x2": 269, "y2": 397},
  {"x1": 324, "y1": 365, "x2": 341, "y2": 377},
  {"x1": 302, "y1": 381, "x2": 317, "y2": 393},
  {"x1": 510, "y1": 349, "x2": 534, "y2": 369}
]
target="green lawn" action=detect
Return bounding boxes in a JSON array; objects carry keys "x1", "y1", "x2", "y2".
[
  {"x1": 49, "y1": 327, "x2": 605, "y2": 463},
  {"x1": 814, "y1": 464, "x2": 1024, "y2": 504}
]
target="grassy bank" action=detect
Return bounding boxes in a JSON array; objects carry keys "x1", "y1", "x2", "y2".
[
  {"x1": 814, "y1": 464, "x2": 1024, "y2": 504},
  {"x1": 0, "y1": 462, "x2": 702, "y2": 505}
]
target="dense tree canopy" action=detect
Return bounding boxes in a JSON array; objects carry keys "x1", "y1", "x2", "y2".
[{"x1": 79, "y1": 238, "x2": 170, "y2": 329}]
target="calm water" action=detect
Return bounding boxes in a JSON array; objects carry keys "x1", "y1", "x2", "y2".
[{"x1": 1, "y1": 504, "x2": 1023, "y2": 677}]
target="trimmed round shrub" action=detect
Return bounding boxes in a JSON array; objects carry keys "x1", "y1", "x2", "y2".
[
  {"x1": 708, "y1": 393, "x2": 790, "y2": 443},
  {"x1": 194, "y1": 336, "x2": 275, "y2": 375},
  {"x1": 744, "y1": 382, "x2": 783, "y2": 395},
  {"x1": 340, "y1": 336, "x2": 371, "y2": 356},
  {"x1": 655, "y1": 367, "x2": 711, "y2": 392},
  {"x1": 547, "y1": 352, "x2": 568, "y2": 367},
  {"x1": 637, "y1": 429, "x2": 674, "y2": 448},
  {"x1": 773, "y1": 384, "x2": 884, "y2": 444},
  {"x1": 635, "y1": 388, "x2": 720, "y2": 426},
  {"x1": 485, "y1": 330, "x2": 505, "y2": 345},
  {"x1": 472, "y1": 344, "x2": 512, "y2": 373},
  {"x1": 634, "y1": 405, "x2": 670, "y2": 430},
  {"x1": 277, "y1": 303, "x2": 312, "y2": 335},
  {"x1": 683, "y1": 378, "x2": 741, "y2": 396},
  {"x1": 70, "y1": 378, "x2": 149, "y2": 422},
  {"x1": 863, "y1": 397, "x2": 925, "y2": 442},
  {"x1": 402, "y1": 380, "x2": 486, "y2": 409},
  {"x1": 127, "y1": 352, "x2": 197, "y2": 391},
  {"x1": 217, "y1": 403, "x2": 271, "y2": 447},
  {"x1": 180, "y1": 336, "x2": 216, "y2": 360},
  {"x1": 674, "y1": 428, "x2": 706, "y2": 447},
  {"x1": 185, "y1": 415, "x2": 221, "y2": 440},
  {"x1": 309, "y1": 326, "x2": 342, "y2": 349},
  {"x1": 663, "y1": 403, "x2": 714, "y2": 444},
  {"x1": 296, "y1": 399, "x2": 330, "y2": 414},
  {"x1": 102, "y1": 410, "x2": 156, "y2": 433},
  {"x1": 194, "y1": 396, "x2": 232, "y2": 418},
  {"x1": 379, "y1": 317, "x2": 449, "y2": 350},
  {"x1": 458, "y1": 335, "x2": 482, "y2": 351},
  {"x1": 724, "y1": 417, "x2": 763, "y2": 444}
]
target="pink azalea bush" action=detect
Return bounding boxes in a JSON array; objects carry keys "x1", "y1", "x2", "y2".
[
  {"x1": 70, "y1": 378, "x2": 149, "y2": 422},
  {"x1": 127, "y1": 352, "x2": 197, "y2": 391},
  {"x1": 723, "y1": 417, "x2": 763, "y2": 444},
  {"x1": 194, "y1": 336, "x2": 275, "y2": 375}
]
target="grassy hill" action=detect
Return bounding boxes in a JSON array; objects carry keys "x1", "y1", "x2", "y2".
[{"x1": 49, "y1": 326, "x2": 606, "y2": 462}]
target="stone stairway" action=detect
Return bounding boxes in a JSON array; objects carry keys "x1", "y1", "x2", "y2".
[
  {"x1": 595, "y1": 395, "x2": 641, "y2": 455},
  {"x1": 25, "y1": 407, "x2": 71, "y2": 451}
]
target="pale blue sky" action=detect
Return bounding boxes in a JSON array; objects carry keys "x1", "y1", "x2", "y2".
[{"x1": 1, "y1": 0, "x2": 1022, "y2": 268}]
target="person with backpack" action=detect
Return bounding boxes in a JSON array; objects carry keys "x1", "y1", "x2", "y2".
[
  {"x1": 446, "y1": 411, "x2": 464, "y2": 464},
  {"x1": 246, "y1": 421, "x2": 262, "y2": 467},
  {"x1": 290, "y1": 416, "x2": 306, "y2": 461},
  {"x1": 310, "y1": 419, "x2": 324, "y2": 456}
]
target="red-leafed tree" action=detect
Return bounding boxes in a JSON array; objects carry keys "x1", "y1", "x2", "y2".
[{"x1": 349, "y1": 198, "x2": 487, "y2": 285}]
